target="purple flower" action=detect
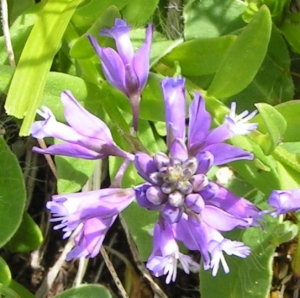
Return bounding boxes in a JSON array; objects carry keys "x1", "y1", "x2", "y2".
[
  {"x1": 207, "y1": 227, "x2": 250, "y2": 276},
  {"x1": 46, "y1": 188, "x2": 135, "y2": 259},
  {"x1": 267, "y1": 189, "x2": 300, "y2": 216},
  {"x1": 88, "y1": 19, "x2": 153, "y2": 131},
  {"x1": 30, "y1": 90, "x2": 133, "y2": 160},
  {"x1": 133, "y1": 77, "x2": 260, "y2": 279},
  {"x1": 146, "y1": 219, "x2": 199, "y2": 283}
]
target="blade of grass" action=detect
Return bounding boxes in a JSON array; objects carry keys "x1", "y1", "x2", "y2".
[{"x1": 4, "y1": 0, "x2": 83, "y2": 136}]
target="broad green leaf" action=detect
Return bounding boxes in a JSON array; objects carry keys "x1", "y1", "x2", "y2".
[
  {"x1": 4, "y1": 0, "x2": 84, "y2": 136},
  {"x1": 207, "y1": 6, "x2": 272, "y2": 98},
  {"x1": 54, "y1": 284, "x2": 111, "y2": 298},
  {"x1": 279, "y1": 20, "x2": 300, "y2": 54},
  {"x1": 160, "y1": 36, "x2": 236, "y2": 76},
  {"x1": 275, "y1": 160, "x2": 300, "y2": 189},
  {"x1": 269, "y1": 220, "x2": 299, "y2": 246},
  {"x1": 71, "y1": 0, "x2": 128, "y2": 33},
  {"x1": 122, "y1": 0, "x2": 159, "y2": 27},
  {"x1": 121, "y1": 201, "x2": 157, "y2": 261},
  {"x1": 0, "y1": 284, "x2": 20, "y2": 298},
  {"x1": 275, "y1": 100, "x2": 300, "y2": 142},
  {"x1": 8, "y1": 280, "x2": 34, "y2": 298},
  {"x1": 200, "y1": 214, "x2": 276, "y2": 298},
  {"x1": 225, "y1": 26, "x2": 293, "y2": 111},
  {"x1": 7, "y1": 0, "x2": 35, "y2": 25},
  {"x1": 56, "y1": 156, "x2": 98, "y2": 194},
  {"x1": 0, "y1": 137, "x2": 26, "y2": 247},
  {"x1": 254, "y1": 103, "x2": 286, "y2": 155},
  {"x1": 130, "y1": 29, "x2": 183, "y2": 68},
  {"x1": 4, "y1": 213, "x2": 43, "y2": 252},
  {"x1": 184, "y1": 0, "x2": 246, "y2": 39},
  {"x1": 0, "y1": 257, "x2": 11, "y2": 286},
  {"x1": 273, "y1": 145, "x2": 300, "y2": 175}
]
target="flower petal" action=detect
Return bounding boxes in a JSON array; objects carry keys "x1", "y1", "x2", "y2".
[
  {"x1": 188, "y1": 92, "x2": 211, "y2": 154},
  {"x1": 61, "y1": 91, "x2": 114, "y2": 141},
  {"x1": 204, "y1": 143, "x2": 253, "y2": 165},
  {"x1": 161, "y1": 77, "x2": 186, "y2": 147}
]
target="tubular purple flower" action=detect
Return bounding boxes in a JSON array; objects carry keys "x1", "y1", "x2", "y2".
[
  {"x1": 147, "y1": 219, "x2": 199, "y2": 283},
  {"x1": 30, "y1": 91, "x2": 133, "y2": 160},
  {"x1": 46, "y1": 188, "x2": 135, "y2": 259},
  {"x1": 268, "y1": 189, "x2": 300, "y2": 216},
  {"x1": 207, "y1": 228, "x2": 250, "y2": 276},
  {"x1": 88, "y1": 19, "x2": 153, "y2": 131},
  {"x1": 187, "y1": 92, "x2": 254, "y2": 165}
]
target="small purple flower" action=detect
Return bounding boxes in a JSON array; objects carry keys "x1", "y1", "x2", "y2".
[
  {"x1": 88, "y1": 19, "x2": 153, "y2": 131},
  {"x1": 207, "y1": 227, "x2": 250, "y2": 276},
  {"x1": 46, "y1": 188, "x2": 135, "y2": 260},
  {"x1": 146, "y1": 219, "x2": 199, "y2": 283},
  {"x1": 30, "y1": 90, "x2": 132, "y2": 160},
  {"x1": 267, "y1": 189, "x2": 300, "y2": 216}
]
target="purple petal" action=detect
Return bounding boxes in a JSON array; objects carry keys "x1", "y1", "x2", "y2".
[
  {"x1": 169, "y1": 138, "x2": 188, "y2": 161},
  {"x1": 134, "y1": 184, "x2": 162, "y2": 210},
  {"x1": 201, "y1": 205, "x2": 252, "y2": 231},
  {"x1": 205, "y1": 123, "x2": 231, "y2": 145},
  {"x1": 268, "y1": 189, "x2": 300, "y2": 215},
  {"x1": 32, "y1": 143, "x2": 101, "y2": 159},
  {"x1": 61, "y1": 91, "x2": 114, "y2": 142},
  {"x1": 188, "y1": 92, "x2": 211, "y2": 155},
  {"x1": 30, "y1": 106, "x2": 81, "y2": 142},
  {"x1": 100, "y1": 18, "x2": 134, "y2": 65},
  {"x1": 66, "y1": 216, "x2": 116, "y2": 260},
  {"x1": 161, "y1": 77, "x2": 186, "y2": 147},
  {"x1": 95, "y1": 46, "x2": 127, "y2": 95},
  {"x1": 132, "y1": 24, "x2": 153, "y2": 91},
  {"x1": 206, "y1": 183, "x2": 261, "y2": 222},
  {"x1": 204, "y1": 143, "x2": 253, "y2": 165},
  {"x1": 134, "y1": 152, "x2": 157, "y2": 182}
]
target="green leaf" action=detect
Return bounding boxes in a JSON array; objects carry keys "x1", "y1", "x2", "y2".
[
  {"x1": 0, "y1": 257, "x2": 11, "y2": 286},
  {"x1": 269, "y1": 221, "x2": 299, "y2": 246},
  {"x1": 121, "y1": 201, "x2": 157, "y2": 261},
  {"x1": 4, "y1": 0, "x2": 84, "y2": 136},
  {"x1": 184, "y1": 0, "x2": 246, "y2": 39},
  {"x1": 4, "y1": 213, "x2": 43, "y2": 253},
  {"x1": 56, "y1": 156, "x2": 98, "y2": 194},
  {"x1": 279, "y1": 20, "x2": 300, "y2": 54},
  {"x1": 7, "y1": 0, "x2": 35, "y2": 25},
  {"x1": 254, "y1": 103, "x2": 286, "y2": 155},
  {"x1": 122, "y1": 0, "x2": 159, "y2": 27},
  {"x1": 0, "y1": 284, "x2": 20, "y2": 298},
  {"x1": 207, "y1": 5, "x2": 272, "y2": 98},
  {"x1": 54, "y1": 284, "x2": 112, "y2": 298},
  {"x1": 160, "y1": 36, "x2": 236, "y2": 76},
  {"x1": 275, "y1": 100, "x2": 300, "y2": 142},
  {"x1": 225, "y1": 26, "x2": 293, "y2": 111},
  {"x1": 0, "y1": 137, "x2": 26, "y2": 247},
  {"x1": 8, "y1": 280, "x2": 35, "y2": 298},
  {"x1": 71, "y1": 0, "x2": 128, "y2": 32}
]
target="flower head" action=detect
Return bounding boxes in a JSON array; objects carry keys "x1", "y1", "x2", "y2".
[
  {"x1": 133, "y1": 77, "x2": 260, "y2": 279},
  {"x1": 30, "y1": 91, "x2": 132, "y2": 160},
  {"x1": 47, "y1": 188, "x2": 135, "y2": 259},
  {"x1": 88, "y1": 18, "x2": 153, "y2": 131}
]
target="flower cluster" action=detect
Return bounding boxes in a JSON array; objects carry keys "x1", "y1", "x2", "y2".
[{"x1": 30, "y1": 18, "x2": 300, "y2": 283}]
